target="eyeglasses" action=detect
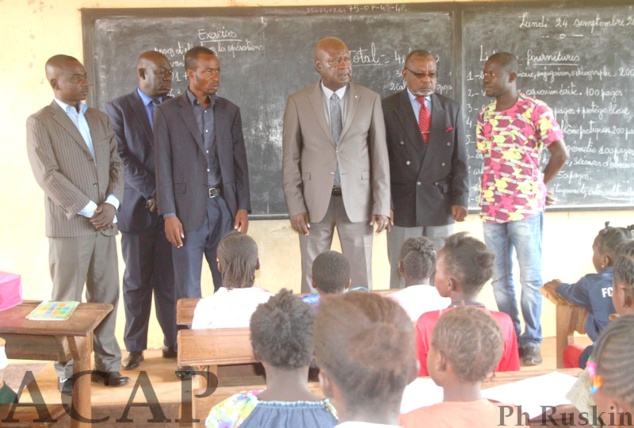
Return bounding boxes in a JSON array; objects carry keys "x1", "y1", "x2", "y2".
[
  {"x1": 326, "y1": 56, "x2": 352, "y2": 67},
  {"x1": 404, "y1": 66, "x2": 437, "y2": 79}
]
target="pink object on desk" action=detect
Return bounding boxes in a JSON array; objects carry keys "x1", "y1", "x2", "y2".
[{"x1": 0, "y1": 272, "x2": 22, "y2": 311}]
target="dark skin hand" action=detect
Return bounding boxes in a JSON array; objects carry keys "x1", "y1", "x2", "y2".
[
  {"x1": 165, "y1": 216, "x2": 184, "y2": 248},
  {"x1": 290, "y1": 212, "x2": 310, "y2": 236},
  {"x1": 90, "y1": 203, "x2": 116, "y2": 231},
  {"x1": 371, "y1": 214, "x2": 391, "y2": 233},
  {"x1": 451, "y1": 205, "x2": 468, "y2": 222},
  {"x1": 147, "y1": 195, "x2": 158, "y2": 213},
  {"x1": 543, "y1": 139, "x2": 569, "y2": 206},
  {"x1": 234, "y1": 209, "x2": 249, "y2": 233}
]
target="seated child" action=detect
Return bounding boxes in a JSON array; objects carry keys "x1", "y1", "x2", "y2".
[
  {"x1": 588, "y1": 313, "x2": 634, "y2": 428},
  {"x1": 416, "y1": 232, "x2": 520, "y2": 376},
  {"x1": 192, "y1": 232, "x2": 272, "y2": 329},
  {"x1": 543, "y1": 222, "x2": 633, "y2": 368},
  {"x1": 564, "y1": 240, "x2": 634, "y2": 428},
  {"x1": 206, "y1": 289, "x2": 337, "y2": 428},
  {"x1": 314, "y1": 292, "x2": 417, "y2": 427},
  {"x1": 302, "y1": 251, "x2": 352, "y2": 306},
  {"x1": 387, "y1": 236, "x2": 451, "y2": 321},
  {"x1": 401, "y1": 306, "x2": 526, "y2": 428}
]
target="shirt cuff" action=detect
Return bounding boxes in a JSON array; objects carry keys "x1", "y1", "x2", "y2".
[
  {"x1": 78, "y1": 201, "x2": 98, "y2": 218},
  {"x1": 164, "y1": 212, "x2": 176, "y2": 218},
  {"x1": 105, "y1": 195, "x2": 120, "y2": 210}
]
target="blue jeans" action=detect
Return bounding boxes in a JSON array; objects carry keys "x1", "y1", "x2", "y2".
[{"x1": 483, "y1": 213, "x2": 543, "y2": 349}]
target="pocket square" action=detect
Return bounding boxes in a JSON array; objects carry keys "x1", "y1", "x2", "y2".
[{"x1": 445, "y1": 126, "x2": 454, "y2": 132}]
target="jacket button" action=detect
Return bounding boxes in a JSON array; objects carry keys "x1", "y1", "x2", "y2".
[
  {"x1": 441, "y1": 162, "x2": 446, "y2": 167},
  {"x1": 406, "y1": 161, "x2": 411, "y2": 165},
  {"x1": 400, "y1": 141, "x2": 405, "y2": 145},
  {"x1": 417, "y1": 182, "x2": 421, "y2": 186},
  {"x1": 93, "y1": 183, "x2": 98, "y2": 187},
  {"x1": 447, "y1": 142, "x2": 451, "y2": 146},
  {"x1": 435, "y1": 182, "x2": 439, "y2": 185}
]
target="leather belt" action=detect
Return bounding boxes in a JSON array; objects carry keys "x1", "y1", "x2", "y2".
[
  {"x1": 208, "y1": 187, "x2": 222, "y2": 198},
  {"x1": 331, "y1": 187, "x2": 342, "y2": 196}
]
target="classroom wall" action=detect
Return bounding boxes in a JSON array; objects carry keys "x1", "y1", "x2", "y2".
[{"x1": 1, "y1": 0, "x2": 630, "y2": 349}]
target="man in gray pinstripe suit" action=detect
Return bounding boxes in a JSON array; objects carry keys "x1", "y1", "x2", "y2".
[{"x1": 26, "y1": 55, "x2": 130, "y2": 395}]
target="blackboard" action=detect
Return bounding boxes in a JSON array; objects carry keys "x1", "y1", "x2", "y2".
[
  {"x1": 83, "y1": 1, "x2": 634, "y2": 218},
  {"x1": 462, "y1": 2, "x2": 634, "y2": 210}
]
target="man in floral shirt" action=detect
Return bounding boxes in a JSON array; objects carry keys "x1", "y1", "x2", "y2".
[{"x1": 477, "y1": 52, "x2": 569, "y2": 366}]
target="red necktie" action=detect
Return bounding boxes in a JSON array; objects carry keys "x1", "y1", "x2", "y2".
[{"x1": 416, "y1": 96, "x2": 430, "y2": 144}]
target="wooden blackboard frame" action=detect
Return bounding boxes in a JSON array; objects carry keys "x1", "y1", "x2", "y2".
[{"x1": 82, "y1": 0, "x2": 634, "y2": 219}]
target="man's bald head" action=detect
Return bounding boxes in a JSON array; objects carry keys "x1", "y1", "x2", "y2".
[
  {"x1": 314, "y1": 37, "x2": 352, "y2": 91},
  {"x1": 314, "y1": 37, "x2": 348, "y2": 61},
  {"x1": 44, "y1": 54, "x2": 88, "y2": 107},
  {"x1": 136, "y1": 50, "x2": 172, "y2": 99},
  {"x1": 45, "y1": 55, "x2": 81, "y2": 86}
]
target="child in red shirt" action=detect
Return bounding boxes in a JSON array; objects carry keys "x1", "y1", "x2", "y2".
[{"x1": 415, "y1": 232, "x2": 520, "y2": 376}]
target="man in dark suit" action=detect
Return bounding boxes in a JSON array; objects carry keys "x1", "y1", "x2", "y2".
[
  {"x1": 282, "y1": 36, "x2": 391, "y2": 293},
  {"x1": 155, "y1": 46, "x2": 250, "y2": 300},
  {"x1": 383, "y1": 50, "x2": 469, "y2": 289},
  {"x1": 26, "y1": 55, "x2": 129, "y2": 394},
  {"x1": 105, "y1": 51, "x2": 177, "y2": 371}
]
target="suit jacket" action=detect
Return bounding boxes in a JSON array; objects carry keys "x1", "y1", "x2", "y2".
[
  {"x1": 154, "y1": 93, "x2": 250, "y2": 231},
  {"x1": 382, "y1": 91, "x2": 468, "y2": 227},
  {"x1": 282, "y1": 82, "x2": 390, "y2": 223},
  {"x1": 105, "y1": 91, "x2": 165, "y2": 233},
  {"x1": 26, "y1": 101, "x2": 124, "y2": 238}
]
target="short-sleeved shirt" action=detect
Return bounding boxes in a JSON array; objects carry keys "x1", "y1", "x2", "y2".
[
  {"x1": 415, "y1": 306, "x2": 520, "y2": 376},
  {"x1": 477, "y1": 93, "x2": 563, "y2": 224}
]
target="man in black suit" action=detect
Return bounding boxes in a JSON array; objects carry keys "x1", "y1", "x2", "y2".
[
  {"x1": 383, "y1": 50, "x2": 469, "y2": 289},
  {"x1": 154, "y1": 46, "x2": 250, "y2": 300},
  {"x1": 105, "y1": 51, "x2": 177, "y2": 370}
]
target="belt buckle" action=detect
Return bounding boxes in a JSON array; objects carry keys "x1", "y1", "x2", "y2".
[
  {"x1": 331, "y1": 187, "x2": 342, "y2": 196},
  {"x1": 208, "y1": 187, "x2": 219, "y2": 198}
]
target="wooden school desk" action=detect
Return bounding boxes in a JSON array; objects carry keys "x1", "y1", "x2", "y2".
[{"x1": 0, "y1": 300, "x2": 113, "y2": 428}]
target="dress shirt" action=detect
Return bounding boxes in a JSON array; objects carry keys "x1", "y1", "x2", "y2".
[
  {"x1": 406, "y1": 88, "x2": 432, "y2": 120},
  {"x1": 320, "y1": 82, "x2": 347, "y2": 188},
  {"x1": 186, "y1": 89, "x2": 221, "y2": 188},
  {"x1": 136, "y1": 87, "x2": 163, "y2": 126},
  {"x1": 53, "y1": 98, "x2": 120, "y2": 218}
]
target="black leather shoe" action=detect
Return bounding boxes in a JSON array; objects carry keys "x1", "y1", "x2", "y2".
[
  {"x1": 91, "y1": 371, "x2": 131, "y2": 387},
  {"x1": 58, "y1": 377, "x2": 73, "y2": 395},
  {"x1": 162, "y1": 345, "x2": 177, "y2": 359},
  {"x1": 175, "y1": 365, "x2": 195, "y2": 380},
  {"x1": 122, "y1": 351, "x2": 144, "y2": 370}
]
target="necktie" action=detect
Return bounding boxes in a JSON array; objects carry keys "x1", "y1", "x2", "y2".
[
  {"x1": 148, "y1": 99, "x2": 160, "y2": 127},
  {"x1": 330, "y1": 93, "x2": 342, "y2": 145},
  {"x1": 416, "y1": 96, "x2": 430, "y2": 144}
]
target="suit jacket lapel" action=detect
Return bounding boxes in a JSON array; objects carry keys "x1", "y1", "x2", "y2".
[
  {"x1": 130, "y1": 92, "x2": 154, "y2": 144},
  {"x1": 339, "y1": 83, "x2": 359, "y2": 144},
  {"x1": 177, "y1": 94, "x2": 204, "y2": 151},
  {"x1": 308, "y1": 82, "x2": 332, "y2": 143},
  {"x1": 50, "y1": 101, "x2": 94, "y2": 158},
  {"x1": 397, "y1": 90, "x2": 425, "y2": 157}
]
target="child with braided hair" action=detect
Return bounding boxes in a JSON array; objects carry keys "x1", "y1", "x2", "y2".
[
  {"x1": 314, "y1": 292, "x2": 417, "y2": 427},
  {"x1": 587, "y1": 313, "x2": 634, "y2": 427},
  {"x1": 543, "y1": 222, "x2": 634, "y2": 368},
  {"x1": 387, "y1": 237, "x2": 450, "y2": 321},
  {"x1": 192, "y1": 231, "x2": 272, "y2": 329},
  {"x1": 415, "y1": 232, "x2": 520, "y2": 376},
  {"x1": 401, "y1": 306, "x2": 526, "y2": 428},
  {"x1": 205, "y1": 289, "x2": 337, "y2": 427},
  {"x1": 558, "y1": 240, "x2": 634, "y2": 427}
]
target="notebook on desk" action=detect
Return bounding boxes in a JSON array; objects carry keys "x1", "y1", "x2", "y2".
[{"x1": 26, "y1": 301, "x2": 79, "y2": 321}]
